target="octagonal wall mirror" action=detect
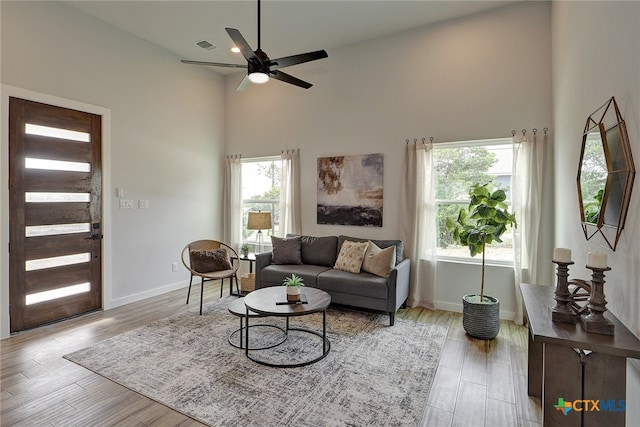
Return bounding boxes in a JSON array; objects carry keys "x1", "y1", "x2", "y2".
[{"x1": 577, "y1": 96, "x2": 635, "y2": 251}]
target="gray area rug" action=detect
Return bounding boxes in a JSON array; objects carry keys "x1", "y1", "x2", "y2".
[{"x1": 64, "y1": 297, "x2": 448, "y2": 426}]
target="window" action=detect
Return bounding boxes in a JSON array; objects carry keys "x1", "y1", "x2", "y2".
[
  {"x1": 241, "y1": 157, "x2": 280, "y2": 250},
  {"x1": 434, "y1": 138, "x2": 514, "y2": 263}
]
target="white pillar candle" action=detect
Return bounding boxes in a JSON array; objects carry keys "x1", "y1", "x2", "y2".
[
  {"x1": 587, "y1": 252, "x2": 608, "y2": 269},
  {"x1": 553, "y1": 248, "x2": 572, "y2": 263}
]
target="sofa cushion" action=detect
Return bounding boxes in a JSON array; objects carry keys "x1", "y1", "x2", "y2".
[
  {"x1": 334, "y1": 240, "x2": 369, "y2": 274},
  {"x1": 362, "y1": 241, "x2": 396, "y2": 278},
  {"x1": 338, "y1": 235, "x2": 404, "y2": 265},
  {"x1": 299, "y1": 235, "x2": 338, "y2": 266},
  {"x1": 259, "y1": 264, "x2": 330, "y2": 288},
  {"x1": 317, "y1": 269, "x2": 388, "y2": 300},
  {"x1": 271, "y1": 236, "x2": 302, "y2": 265},
  {"x1": 189, "y1": 248, "x2": 231, "y2": 273}
]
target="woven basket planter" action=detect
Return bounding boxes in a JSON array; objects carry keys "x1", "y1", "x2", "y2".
[{"x1": 462, "y1": 294, "x2": 500, "y2": 340}]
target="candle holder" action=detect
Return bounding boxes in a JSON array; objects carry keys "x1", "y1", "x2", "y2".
[
  {"x1": 579, "y1": 266, "x2": 614, "y2": 335},
  {"x1": 551, "y1": 260, "x2": 577, "y2": 324}
]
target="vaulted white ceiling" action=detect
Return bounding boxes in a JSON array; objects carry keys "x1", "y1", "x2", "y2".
[{"x1": 67, "y1": 1, "x2": 516, "y2": 74}]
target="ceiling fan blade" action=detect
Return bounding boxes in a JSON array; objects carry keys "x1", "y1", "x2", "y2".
[
  {"x1": 271, "y1": 70, "x2": 313, "y2": 89},
  {"x1": 236, "y1": 75, "x2": 251, "y2": 91},
  {"x1": 225, "y1": 28, "x2": 260, "y2": 63},
  {"x1": 269, "y1": 50, "x2": 328, "y2": 70},
  {"x1": 181, "y1": 60, "x2": 247, "y2": 69}
]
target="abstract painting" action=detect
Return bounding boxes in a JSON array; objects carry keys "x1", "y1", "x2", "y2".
[{"x1": 317, "y1": 153, "x2": 383, "y2": 227}]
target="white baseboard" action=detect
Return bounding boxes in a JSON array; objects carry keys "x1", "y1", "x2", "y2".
[
  {"x1": 436, "y1": 301, "x2": 516, "y2": 322},
  {"x1": 108, "y1": 280, "x2": 189, "y2": 309}
]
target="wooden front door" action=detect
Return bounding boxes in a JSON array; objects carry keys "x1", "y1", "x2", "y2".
[{"x1": 9, "y1": 97, "x2": 103, "y2": 333}]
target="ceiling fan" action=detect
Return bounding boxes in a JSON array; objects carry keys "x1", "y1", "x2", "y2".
[{"x1": 182, "y1": 0, "x2": 328, "y2": 90}]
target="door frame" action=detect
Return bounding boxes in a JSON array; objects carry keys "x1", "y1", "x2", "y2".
[{"x1": 1, "y1": 85, "x2": 113, "y2": 339}]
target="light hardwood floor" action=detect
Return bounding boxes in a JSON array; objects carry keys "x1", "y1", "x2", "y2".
[{"x1": 1, "y1": 283, "x2": 541, "y2": 426}]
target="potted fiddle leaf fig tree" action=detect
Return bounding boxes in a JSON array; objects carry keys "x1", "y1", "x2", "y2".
[{"x1": 446, "y1": 181, "x2": 517, "y2": 339}]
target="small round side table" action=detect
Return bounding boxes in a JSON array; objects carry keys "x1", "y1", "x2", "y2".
[{"x1": 227, "y1": 298, "x2": 286, "y2": 350}]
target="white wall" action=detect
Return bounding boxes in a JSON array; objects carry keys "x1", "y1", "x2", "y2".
[
  {"x1": 0, "y1": 1, "x2": 225, "y2": 337},
  {"x1": 552, "y1": 1, "x2": 640, "y2": 421},
  {"x1": 437, "y1": 260, "x2": 517, "y2": 319},
  {"x1": 0, "y1": 1, "x2": 555, "y2": 330},
  {"x1": 224, "y1": 1, "x2": 553, "y2": 317}
]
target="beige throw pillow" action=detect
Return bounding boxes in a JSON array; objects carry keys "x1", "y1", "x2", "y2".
[
  {"x1": 334, "y1": 240, "x2": 369, "y2": 274},
  {"x1": 362, "y1": 241, "x2": 396, "y2": 278}
]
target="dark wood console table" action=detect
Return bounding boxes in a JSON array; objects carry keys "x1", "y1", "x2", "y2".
[{"x1": 521, "y1": 283, "x2": 640, "y2": 427}]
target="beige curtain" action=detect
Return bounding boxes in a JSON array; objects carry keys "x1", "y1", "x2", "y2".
[
  {"x1": 400, "y1": 141, "x2": 437, "y2": 309},
  {"x1": 512, "y1": 131, "x2": 549, "y2": 324},
  {"x1": 280, "y1": 149, "x2": 302, "y2": 236},
  {"x1": 223, "y1": 154, "x2": 243, "y2": 249}
]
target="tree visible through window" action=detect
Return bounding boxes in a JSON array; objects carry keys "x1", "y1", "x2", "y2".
[
  {"x1": 435, "y1": 139, "x2": 514, "y2": 262},
  {"x1": 241, "y1": 157, "x2": 280, "y2": 250}
]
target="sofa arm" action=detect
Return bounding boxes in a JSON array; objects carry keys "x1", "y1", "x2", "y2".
[
  {"x1": 389, "y1": 258, "x2": 411, "y2": 311},
  {"x1": 255, "y1": 251, "x2": 273, "y2": 289}
]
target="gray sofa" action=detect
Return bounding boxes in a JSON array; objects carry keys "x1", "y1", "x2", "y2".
[{"x1": 255, "y1": 235, "x2": 410, "y2": 325}]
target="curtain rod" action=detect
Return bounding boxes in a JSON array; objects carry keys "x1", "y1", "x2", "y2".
[
  {"x1": 406, "y1": 127, "x2": 550, "y2": 144},
  {"x1": 405, "y1": 137, "x2": 435, "y2": 145},
  {"x1": 511, "y1": 127, "x2": 549, "y2": 136}
]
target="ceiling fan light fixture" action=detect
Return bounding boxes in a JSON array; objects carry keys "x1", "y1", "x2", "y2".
[
  {"x1": 182, "y1": 0, "x2": 327, "y2": 90},
  {"x1": 230, "y1": 46, "x2": 240, "y2": 53},
  {"x1": 248, "y1": 72, "x2": 269, "y2": 84}
]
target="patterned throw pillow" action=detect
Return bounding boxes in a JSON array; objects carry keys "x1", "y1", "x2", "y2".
[
  {"x1": 190, "y1": 248, "x2": 232, "y2": 273},
  {"x1": 271, "y1": 236, "x2": 303, "y2": 265},
  {"x1": 334, "y1": 240, "x2": 369, "y2": 274},
  {"x1": 362, "y1": 241, "x2": 396, "y2": 278}
]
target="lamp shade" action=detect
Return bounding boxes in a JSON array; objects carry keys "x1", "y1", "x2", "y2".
[{"x1": 247, "y1": 211, "x2": 272, "y2": 230}]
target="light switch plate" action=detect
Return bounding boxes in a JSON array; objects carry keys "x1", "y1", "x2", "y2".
[
  {"x1": 119, "y1": 199, "x2": 133, "y2": 209},
  {"x1": 139, "y1": 199, "x2": 149, "y2": 209}
]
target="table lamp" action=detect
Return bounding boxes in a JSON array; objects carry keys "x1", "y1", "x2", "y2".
[{"x1": 247, "y1": 211, "x2": 272, "y2": 253}]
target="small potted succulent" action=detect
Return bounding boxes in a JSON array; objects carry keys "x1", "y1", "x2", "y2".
[
  {"x1": 283, "y1": 273, "x2": 304, "y2": 302},
  {"x1": 241, "y1": 244, "x2": 250, "y2": 257}
]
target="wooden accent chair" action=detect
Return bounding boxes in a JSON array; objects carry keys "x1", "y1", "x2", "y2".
[{"x1": 181, "y1": 240, "x2": 240, "y2": 314}]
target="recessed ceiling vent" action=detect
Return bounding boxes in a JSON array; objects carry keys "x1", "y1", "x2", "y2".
[{"x1": 194, "y1": 40, "x2": 218, "y2": 51}]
